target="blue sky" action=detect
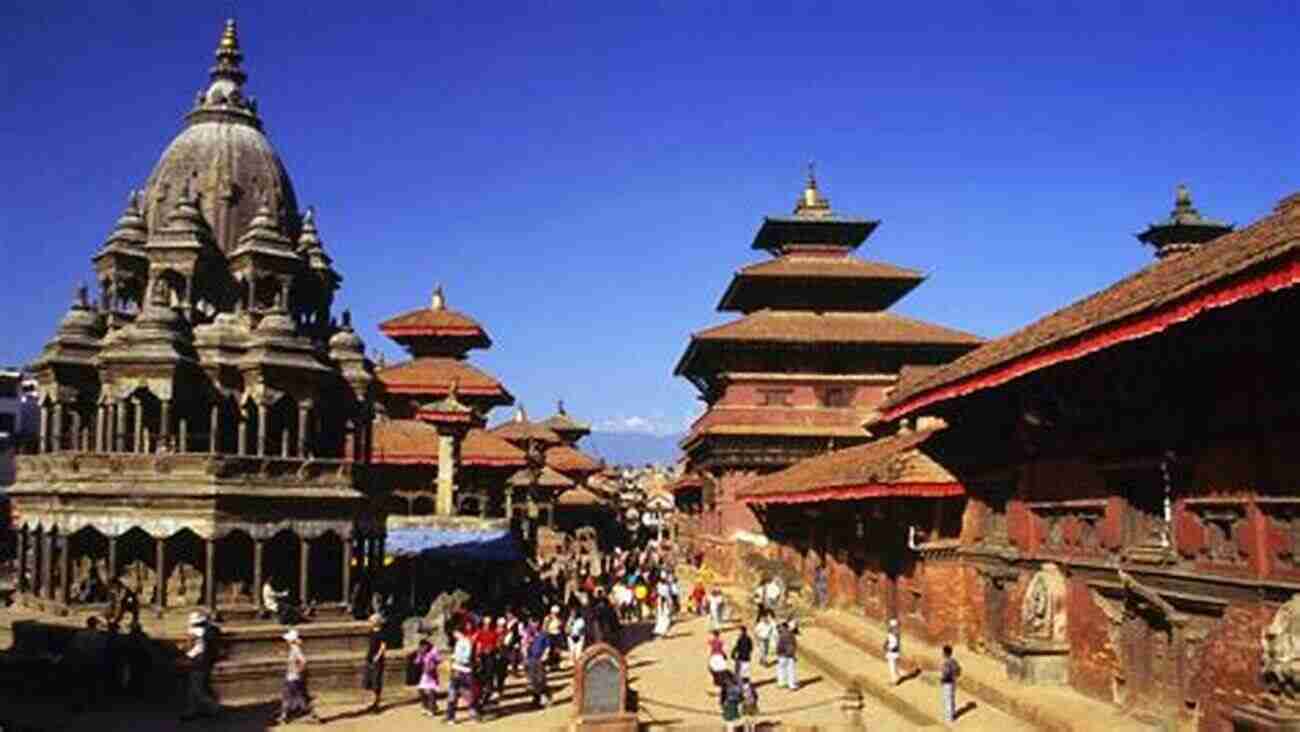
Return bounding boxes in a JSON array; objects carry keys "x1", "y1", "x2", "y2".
[{"x1": 2, "y1": 2, "x2": 1298, "y2": 436}]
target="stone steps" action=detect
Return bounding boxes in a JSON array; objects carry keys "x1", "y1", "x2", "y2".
[{"x1": 213, "y1": 648, "x2": 407, "y2": 705}]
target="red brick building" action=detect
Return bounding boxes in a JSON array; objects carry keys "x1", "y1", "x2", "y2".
[
  {"x1": 673, "y1": 170, "x2": 982, "y2": 548},
  {"x1": 752, "y1": 185, "x2": 1300, "y2": 729}
]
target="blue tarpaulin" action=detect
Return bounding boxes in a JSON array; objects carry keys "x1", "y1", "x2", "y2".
[{"x1": 385, "y1": 527, "x2": 522, "y2": 562}]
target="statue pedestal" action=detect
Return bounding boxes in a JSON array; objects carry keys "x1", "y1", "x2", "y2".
[
  {"x1": 1232, "y1": 703, "x2": 1300, "y2": 731},
  {"x1": 1003, "y1": 637, "x2": 1070, "y2": 685}
]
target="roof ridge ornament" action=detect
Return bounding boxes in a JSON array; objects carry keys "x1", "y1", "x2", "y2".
[{"x1": 794, "y1": 160, "x2": 832, "y2": 219}]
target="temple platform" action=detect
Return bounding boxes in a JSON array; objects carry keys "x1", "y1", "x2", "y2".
[{"x1": 0, "y1": 603, "x2": 404, "y2": 706}]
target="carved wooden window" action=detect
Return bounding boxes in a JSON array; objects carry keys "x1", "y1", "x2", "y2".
[
  {"x1": 1107, "y1": 467, "x2": 1168, "y2": 548},
  {"x1": 820, "y1": 387, "x2": 855, "y2": 408},
  {"x1": 758, "y1": 388, "x2": 793, "y2": 407},
  {"x1": 974, "y1": 481, "x2": 1013, "y2": 543}
]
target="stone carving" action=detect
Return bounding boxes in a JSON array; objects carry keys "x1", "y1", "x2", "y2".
[
  {"x1": 406, "y1": 589, "x2": 472, "y2": 652},
  {"x1": 1263, "y1": 595, "x2": 1300, "y2": 697},
  {"x1": 217, "y1": 580, "x2": 249, "y2": 605},
  {"x1": 121, "y1": 560, "x2": 158, "y2": 604},
  {"x1": 70, "y1": 556, "x2": 109, "y2": 602},
  {"x1": 166, "y1": 562, "x2": 204, "y2": 607},
  {"x1": 1022, "y1": 563, "x2": 1067, "y2": 642}
]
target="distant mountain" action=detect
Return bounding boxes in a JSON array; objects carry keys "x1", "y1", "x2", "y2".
[{"x1": 583, "y1": 431, "x2": 684, "y2": 467}]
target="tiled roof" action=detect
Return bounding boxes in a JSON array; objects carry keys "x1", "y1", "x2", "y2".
[
  {"x1": 371, "y1": 419, "x2": 441, "y2": 464},
  {"x1": 885, "y1": 195, "x2": 1300, "y2": 417},
  {"x1": 545, "y1": 445, "x2": 602, "y2": 475},
  {"x1": 371, "y1": 420, "x2": 526, "y2": 467},
  {"x1": 378, "y1": 358, "x2": 513, "y2": 401},
  {"x1": 736, "y1": 428, "x2": 955, "y2": 500},
  {"x1": 492, "y1": 419, "x2": 563, "y2": 445},
  {"x1": 379, "y1": 307, "x2": 490, "y2": 341},
  {"x1": 507, "y1": 465, "x2": 574, "y2": 489},
  {"x1": 462, "y1": 428, "x2": 527, "y2": 467},
  {"x1": 689, "y1": 310, "x2": 984, "y2": 347},
  {"x1": 556, "y1": 486, "x2": 603, "y2": 507},
  {"x1": 541, "y1": 411, "x2": 590, "y2": 436},
  {"x1": 735, "y1": 255, "x2": 923, "y2": 281}
]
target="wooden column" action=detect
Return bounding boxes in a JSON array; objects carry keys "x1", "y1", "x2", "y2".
[
  {"x1": 257, "y1": 404, "x2": 268, "y2": 457},
  {"x1": 154, "y1": 535, "x2": 166, "y2": 615},
  {"x1": 299, "y1": 536, "x2": 311, "y2": 606},
  {"x1": 204, "y1": 537, "x2": 216, "y2": 612},
  {"x1": 69, "y1": 409, "x2": 81, "y2": 451},
  {"x1": 280, "y1": 425, "x2": 290, "y2": 458},
  {"x1": 341, "y1": 535, "x2": 352, "y2": 605},
  {"x1": 253, "y1": 539, "x2": 264, "y2": 611},
  {"x1": 209, "y1": 404, "x2": 220, "y2": 454},
  {"x1": 505, "y1": 488, "x2": 514, "y2": 522},
  {"x1": 238, "y1": 409, "x2": 249, "y2": 455},
  {"x1": 436, "y1": 432, "x2": 456, "y2": 516},
  {"x1": 178, "y1": 418, "x2": 188, "y2": 454},
  {"x1": 97, "y1": 405, "x2": 107, "y2": 452}
]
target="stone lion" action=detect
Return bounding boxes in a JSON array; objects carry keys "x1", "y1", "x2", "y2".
[{"x1": 1263, "y1": 595, "x2": 1300, "y2": 694}]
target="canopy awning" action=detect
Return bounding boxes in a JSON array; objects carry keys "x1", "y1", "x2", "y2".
[{"x1": 386, "y1": 526, "x2": 522, "y2": 561}]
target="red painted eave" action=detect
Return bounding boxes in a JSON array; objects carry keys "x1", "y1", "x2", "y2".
[
  {"x1": 741, "y1": 481, "x2": 964, "y2": 505},
  {"x1": 883, "y1": 251, "x2": 1300, "y2": 422}
]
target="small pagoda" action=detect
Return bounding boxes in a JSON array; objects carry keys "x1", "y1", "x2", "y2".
[
  {"x1": 674, "y1": 167, "x2": 984, "y2": 537},
  {"x1": 371, "y1": 286, "x2": 524, "y2": 522},
  {"x1": 1136, "y1": 183, "x2": 1233, "y2": 259}
]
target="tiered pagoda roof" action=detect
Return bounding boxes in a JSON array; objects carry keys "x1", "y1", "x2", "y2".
[
  {"x1": 375, "y1": 286, "x2": 514, "y2": 413},
  {"x1": 674, "y1": 168, "x2": 984, "y2": 469},
  {"x1": 540, "y1": 400, "x2": 591, "y2": 445}
]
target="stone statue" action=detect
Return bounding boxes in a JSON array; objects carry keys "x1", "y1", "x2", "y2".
[
  {"x1": 405, "y1": 589, "x2": 472, "y2": 653},
  {"x1": 70, "y1": 556, "x2": 109, "y2": 603},
  {"x1": 166, "y1": 562, "x2": 204, "y2": 607},
  {"x1": 1021, "y1": 562, "x2": 1067, "y2": 642},
  {"x1": 1263, "y1": 595, "x2": 1300, "y2": 696}
]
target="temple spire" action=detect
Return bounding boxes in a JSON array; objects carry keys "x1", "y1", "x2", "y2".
[
  {"x1": 211, "y1": 18, "x2": 247, "y2": 86},
  {"x1": 1137, "y1": 183, "x2": 1233, "y2": 259}
]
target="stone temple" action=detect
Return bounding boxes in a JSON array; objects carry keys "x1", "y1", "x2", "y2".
[{"x1": 9, "y1": 19, "x2": 380, "y2": 644}]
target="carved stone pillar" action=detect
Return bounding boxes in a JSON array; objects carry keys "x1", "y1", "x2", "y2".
[
  {"x1": 205, "y1": 537, "x2": 216, "y2": 611},
  {"x1": 299, "y1": 536, "x2": 311, "y2": 606},
  {"x1": 97, "y1": 404, "x2": 107, "y2": 452},
  {"x1": 51, "y1": 403, "x2": 63, "y2": 452},
  {"x1": 257, "y1": 404, "x2": 268, "y2": 457},
  {"x1": 209, "y1": 403, "x2": 219, "y2": 454},
  {"x1": 107, "y1": 534, "x2": 118, "y2": 582},
  {"x1": 40, "y1": 531, "x2": 52, "y2": 601},
  {"x1": 253, "y1": 539, "x2": 264, "y2": 611},
  {"x1": 297, "y1": 404, "x2": 310, "y2": 457},
  {"x1": 132, "y1": 398, "x2": 144, "y2": 454},
  {"x1": 59, "y1": 534, "x2": 72, "y2": 604},
  {"x1": 69, "y1": 409, "x2": 81, "y2": 451},
  {"x1": 280, "y1": 425, "x2": 290, "y2": 458},
  {"x1": 155, "y1": 536, "x2": 166, "y2": 615},
  {"x1": 437, "y1": 432, "x2": 456, "y2": 516},
  {"x1": 159, "y1": 399, "x2": 172, "y2": 450},
  {"x1": 238, "y1": 409, "x2": 249, "y2": 455},
  {"x1": 115, "y1": 401, "x2": 127, "y2": 452},
  {"x1": 341, "y1": 535, "x2": 352, "y2": 605}
]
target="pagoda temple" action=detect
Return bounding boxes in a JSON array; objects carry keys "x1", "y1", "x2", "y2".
[
  {"x1": 674, "y1": 169, "x2": 983, "y2": 551},
  {"x1": 370, "y1": 285, "x2": 525, "y2": 524}
]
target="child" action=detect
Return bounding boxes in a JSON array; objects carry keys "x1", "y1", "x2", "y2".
[
  {"x1": 940, "y1": 644, "x2": 962, "y2": 723},
  {"x1": 415, "y1": 638, "x2": 441, "y2": 717}
]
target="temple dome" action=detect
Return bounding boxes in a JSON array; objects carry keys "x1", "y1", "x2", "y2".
[{"x1": 140, "y1": 20, "x2": 300, "y2": 255}]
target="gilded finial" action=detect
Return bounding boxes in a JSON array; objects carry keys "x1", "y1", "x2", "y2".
[
  {"x1": 1175, "y1": 183, "x2": 1191, "y2": 209},
  {"x1": 341, "y1": 308, "x2": 352, "y2": 328},
  {"x1": 431, "y1": 285, "x2": 445, "y2": 311},
  {"x1": 807, "y1": 160, "x2": 817, "y2": 190},
  {"x1": 558, "y1": 399, "x2": 566, "y2": 415},
  {"x1": 219, "y1": 18, "x2": 239, "y2": 51},
  {"x1": 795, "y1": 160, "x2": 831, "y2": 216}
]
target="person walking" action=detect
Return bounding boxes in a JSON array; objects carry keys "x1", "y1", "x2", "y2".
[
  {"x1": 753, "y1": 611, "x2": 774, "y2": 667},
  {"x1": 940, "y1": 645, "x2": 962, "y2": 724},
  {"x1": 447, "y1": 625, "x2": 479, "y2": 723},
  {"x1": 774, "y1": 620, "x2": 799, "y2": 691},
  {"x1": 707, "y1": 587, "x2": 724, "y2": 631},
  {"x1": 180, "y1": 612, "x2": 220, "y2": 722},
  {"x1": 362, "y1": 613, "x2": 387, "y2": 714},
  {"x1": 525, "y1": 622, "x2": 553, "y2": 708},
  {"x1": 813, "y1": 564, "x2": 828, "y2": 609},
  {"x1": 276, "y1": 628, "x2": 322, "y2": 725},
  {"x1": 884, "y1": 618, "x2": 903, "y2": 685},
  {"x1": 545, "y1": 606, "x2": 564, "y2": 670},
  {"x1": 566, "y1": 607, "x2": 587, "y2": 665},
  {"x1": 414, "y1": 638, "x2": 441, "y2": 717},
  {"x1": 653, "y1": 577, "x2": 672, "y2": 637},
  {"x1": 731, "y1": 625, "x2": 753, "y2": 681},
  {"x1": 739, "y1": 675, "x2": 760, "y2": 732}
]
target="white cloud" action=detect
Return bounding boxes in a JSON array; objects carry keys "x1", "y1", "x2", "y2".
[{"x1": 596, "y1": 415, "x2": 682, "y2": 436}]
